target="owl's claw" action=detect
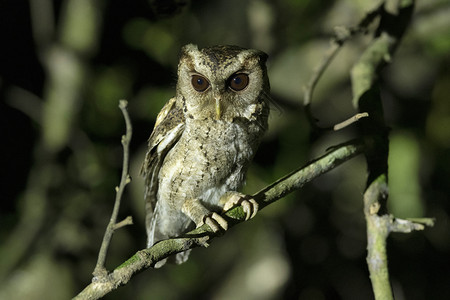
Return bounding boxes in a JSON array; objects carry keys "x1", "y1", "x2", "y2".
[
  {"x1": 242, "y1": 198, "x2": 259, "y2": 220},
  {"x1": 200, "y1": 212, "x2": 228, "y2": 232},
  {"x1": 221, "y1": 192, "x2": 259, "y2": 221},
  {"x1": 182, "y1": 199, "x2": 229, "y2": 233}
]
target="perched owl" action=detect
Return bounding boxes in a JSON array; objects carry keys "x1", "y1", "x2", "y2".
[{"x1": 141, "y1": 44, "x2": 270, "y2": 267}]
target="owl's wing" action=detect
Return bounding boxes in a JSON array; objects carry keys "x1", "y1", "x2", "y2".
[{"x1": 141, "y1": 97, "x2": 185, "y2": 242}]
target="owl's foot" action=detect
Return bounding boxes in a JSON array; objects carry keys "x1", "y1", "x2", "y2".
[
  {"x1": 221, "y1": 192, "x2": 259, "y2": 221},
  {"x1": 182, "y1": 199, "x2": 228, "y2": 233},
  {"x1": 202, "y1": 212, "x2": 228, "y2": 232}
]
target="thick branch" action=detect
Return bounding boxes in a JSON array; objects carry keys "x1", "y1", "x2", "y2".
[
  {"x1": 351, "y1": 1, "x2": 434, "y2": 299},
  {"x1": 73, "y1": 140, "x2": 365, "y2": 300},
  {"x1": 364, "y1": 175, "x2": 392, "y2": 300},
  {"x1": 351, "y1": 0, "x2": 415, "y2": 108}
]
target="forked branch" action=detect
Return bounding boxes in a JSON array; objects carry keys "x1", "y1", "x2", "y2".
[
  {"x1": 351, "y1": 1, "x2": 435, "y2": 299},
  {"x1": 92, "y1": 100, "x2": 133, "y2": 278}
]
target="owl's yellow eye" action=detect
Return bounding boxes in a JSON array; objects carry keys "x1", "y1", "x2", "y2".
[
  {"x1": 228, "y1": 73, "x2": 249, "y2": 91},
  {"x1": 191, "y1": 75, "x2": 210, "y2": 92}
]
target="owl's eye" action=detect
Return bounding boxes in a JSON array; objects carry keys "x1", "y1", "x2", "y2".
[
  {"x1": 228, "y1": 73, "x2": 249, "y2": 91},
  {"x1": 191, "y1": 75, "x2": 210, "y2": 92}
]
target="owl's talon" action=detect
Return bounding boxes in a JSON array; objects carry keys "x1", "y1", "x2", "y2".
[
  {"x1": 221, "y1": 192, "x2": 259, "y2": 221},
  {"x1": 242, "y1": 198, "x2": 259, "y2": 220},
  {"x1": 222, "y1": 193, "x2": 242, "y2": 211},
  {"x1": 202, "y1": 212, "x2": 228, "y2": 232}
]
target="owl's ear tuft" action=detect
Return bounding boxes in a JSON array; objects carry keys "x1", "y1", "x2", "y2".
[
  {"x1": 181, "y1": 44, "x2": 199, "y2": 57},
  {"x1": 258, "y1": 51, "x2": 268, "y2": 64}
]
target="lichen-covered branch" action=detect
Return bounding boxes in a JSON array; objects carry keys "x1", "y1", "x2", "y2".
[
  {"x1": 363, "y1": 175, "x2": 393, "y2": 300},
  {"x1": 351, "y1": 0, "x2": 434, "y2": 299},
  {"x1": 251, "y1": 141, "x2": 364, "y2": 210},
  {"x1": 73, "y1": 140, "x2": 365, "y2": 300}
]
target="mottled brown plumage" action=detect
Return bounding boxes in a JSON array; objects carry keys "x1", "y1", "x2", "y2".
[{"x1": 141, "y1": 44, "x2": 270, "y2": 267}]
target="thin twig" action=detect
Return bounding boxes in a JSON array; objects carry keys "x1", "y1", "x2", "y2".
[
  {"x1": 303, "y1": 41, "x2": 341, "y2": 107},
  {"x1": 73, "y1": 140, "x2": 366, "y2": 300},
  {"x1": 92, "y1": 100, "x2": 133, "y2": 278},
  {"x1": 303, "y1": 3, "x2": 383, "y2": 130},
  {"x1": 390, "y1": 217, "x2": 434, "y2": 233},
  {"x1": 113, "y1": 216, "x2": 134, "y2": 231},
  {"x1": 251, "y1": 140, "x2": 365, "y2": 210},
  {"x1": 333, "y1": 112, "x2": 369, "y2": 131}
]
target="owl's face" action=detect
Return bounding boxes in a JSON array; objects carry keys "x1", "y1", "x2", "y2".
[{"x1": 176, "y1": 44, "x2": 270, "y2": 121}]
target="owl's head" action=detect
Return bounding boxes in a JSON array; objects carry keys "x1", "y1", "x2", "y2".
[{"x1": 176, "y1": 44, "x2": 270, "y2": 122}]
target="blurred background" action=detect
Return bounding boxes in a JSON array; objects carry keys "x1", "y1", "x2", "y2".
[{"x1": 0, "y1": 0, "x2": 449, "y2": 299}]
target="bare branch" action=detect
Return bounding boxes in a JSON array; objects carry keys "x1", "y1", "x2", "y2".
[
  {"x1": 363, "y1": 175, "x2": 393, "y2": 300},
  {"x1": 250, "y1": 140, "x2": 365, "y2": 210},
  {"x1": 350, "y1": 1, "x2": 435, "y2": 299},
  {"x1": 303, "y1": 41, "x2": 341, "y2": 107},
  {"x1": 363, "y1": 175, "x2": 434, "y2": 300},
  {"x1": 390, "y1": 217, "x2": 435, "y2": 233},
  {"x1": 113, "y1": 216, "x2": 134, "y2": 231},
  {"x1": 92, "y1": 100, "x2": 133, "y2": 278},
  {"x1": 303, "y1": 3, "x2": 383, "y2": 129},
  {"x1": 333, "y1": 112, "x2": 369, "y2": 131}
]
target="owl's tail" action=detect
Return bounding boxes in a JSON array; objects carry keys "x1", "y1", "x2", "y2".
[{"x1": 147, "y1": 206, "x2": 193, "y2": 268}]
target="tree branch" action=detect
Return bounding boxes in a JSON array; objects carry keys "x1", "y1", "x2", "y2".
[
  {"x1": 92, "y1": 100, "x2": 133, "y2": 278},
  {"x1": 363, "y1": 175, "x2": 393, "y2": 300},
  {"x1": 303, "y1": 2, "x2": 382, "y2": 131},
  {"x1": 73, "y1": 140, "x2": 365, "y2": 300},
  {"x1": 251, "y1": 140, "x2": 365, "y2": 211},
  {"x1": 351, "y1": 1, "x2": 434, "y2": 299}
]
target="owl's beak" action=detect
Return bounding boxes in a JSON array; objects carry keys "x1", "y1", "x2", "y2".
[{"x1": 215, "y1": 97, "x2": 222, "y2": 120}]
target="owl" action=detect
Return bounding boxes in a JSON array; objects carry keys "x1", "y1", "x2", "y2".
[{"x1": 141, "y1": 44, "x2": 270, "y2": 267}]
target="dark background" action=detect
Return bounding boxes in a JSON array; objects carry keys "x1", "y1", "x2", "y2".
[{"x1": 0, "y1": 0, "x2": 449, "y2": 299}]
